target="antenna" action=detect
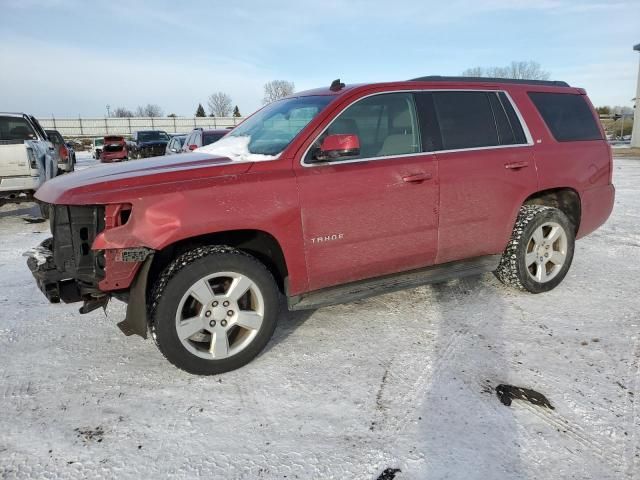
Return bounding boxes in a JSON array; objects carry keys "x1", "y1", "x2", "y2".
[{"x1": 330, "y1": 79, "x2": 345, "y2": 91}]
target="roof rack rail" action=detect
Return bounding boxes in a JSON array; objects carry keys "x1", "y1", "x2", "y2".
[{"x1": 409, "y1": 76, "x2": 570, "y2": 87}]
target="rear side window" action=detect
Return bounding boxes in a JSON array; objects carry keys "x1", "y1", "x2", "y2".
[
  {"x1": 528, "y1": 92, "x2": 602, "y2": 142},
  {"x1": 203, "y1": 132, "x2": 225, "y2": 146},
  {"x1": 0, "y1": 116, "x2": 37, "y2": 142},
  {"x1": 432, "y1": 92, "x2": 498, "y2": 150}
]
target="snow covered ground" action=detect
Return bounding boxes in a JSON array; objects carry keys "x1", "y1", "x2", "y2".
[{"x1": 0, "y1": 153, "x2": 639, "y2": 479}]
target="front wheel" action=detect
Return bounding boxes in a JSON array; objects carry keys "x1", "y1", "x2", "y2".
[
  {"x1": 150, "y1": 246, "x2": 280, "y2": 375},
  {"x1": 495, "y1": 205, "x2": 575, "y2": 293}
]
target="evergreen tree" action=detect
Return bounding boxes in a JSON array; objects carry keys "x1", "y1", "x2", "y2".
[
  {"x1": 233, "y1": 105, "x2": 241, "y2": 117},
  {"x1": 195, "y1": 103, "x2": 206, "y2": 117}
]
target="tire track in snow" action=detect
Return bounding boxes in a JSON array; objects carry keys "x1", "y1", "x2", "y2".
[
  {"x1": 519, "y1": 401, "x2": 626, "y2": 471},
  {"x1": 623, "y1": 333, "x2": 640, "y2": 478}
]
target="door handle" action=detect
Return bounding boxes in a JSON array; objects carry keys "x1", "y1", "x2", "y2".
[
  {"x1": 504, "y1": 161, "x2": 529, "y2": 170},
  {"x1": 402, "y1": 173, "x2": 432, "y2": 183}
]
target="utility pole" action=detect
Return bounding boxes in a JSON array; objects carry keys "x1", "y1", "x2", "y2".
[
  {"x1": 106, "y1": 104, "x2": 111, "y2": 118},
  {"x1": 632, "y1": 43, "x2": 640, "y2": 148}
]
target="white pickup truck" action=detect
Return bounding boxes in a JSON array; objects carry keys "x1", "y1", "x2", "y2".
[{"x1": 0, "y1": 113, "x2": 58, "y2": 214}]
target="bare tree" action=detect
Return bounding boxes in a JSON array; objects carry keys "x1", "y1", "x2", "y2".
[
  {"x1": 462, "y1": 61, "x2": 550, "y2": 80},
  {"x1": 135, "y1": 104, "x2": 163, "y2": 117},
  {"x1": 113, "y1": 107, "x2": 134, "y2": 118},
  {"x1": 207, "y1": 92, "x2": 232, "y2": 117},
  {"x1": 263, "y1": 80, "x2": 295, "y2": 104}
]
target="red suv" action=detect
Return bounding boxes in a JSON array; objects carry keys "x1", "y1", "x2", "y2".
[{"x1": 27, "y1": 77, "x2": 614, "y2": 375}]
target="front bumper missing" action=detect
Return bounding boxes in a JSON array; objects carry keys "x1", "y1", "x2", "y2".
[
  {"x1": 24, "y1": 238, "x2": 83, "y2": 303},
  {"x1": 25, "y1": 238, "x2": 154, "y2": 338}
]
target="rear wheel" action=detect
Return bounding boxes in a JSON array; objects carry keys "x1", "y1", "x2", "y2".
[
  {"x1": 150, "y1": 246, "x2": 279, "y2": 375},
  {"x1": 495, "y1": 205, "x2": 575, "y2": 293}
]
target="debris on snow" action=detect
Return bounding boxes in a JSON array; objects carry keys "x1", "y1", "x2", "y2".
[
  {"x1": 75, "y1": 426, "x2": 105, "y2": 444},
  {"x1": 495, "y1": 384, "x2": 554, "y2": 409},
  {"x1": 196, "y1": 135, "x2": 280, "y2": 162},
  {"x1": 376, "y1": 467, "x2": 401, "y2": 480},
  {"x1": 20, "y1": 215, "x2": 46, "y2": 224}
]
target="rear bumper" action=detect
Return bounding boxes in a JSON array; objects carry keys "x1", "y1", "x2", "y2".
[
  {"x1": 577, "y1": 183, "x2": 615, "y2": 239},
  {"x1": 0, "y1": 175, "x2": 38, "y2": 194},
  {"x1": 101, "y1": 155, "x2": 127, "y2": 163}
]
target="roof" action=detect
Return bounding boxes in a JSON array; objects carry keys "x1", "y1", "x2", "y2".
[
  {"x1": 410, "y1": 76, "x2": 570, "y2": 87},
  {"x1": 0, "y1": 112, "x2": 28, "y2": 118}
]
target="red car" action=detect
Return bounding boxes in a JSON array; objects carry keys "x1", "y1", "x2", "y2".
[
  {"x1": 100, "y1": 136, "x2": 128, "y2": 162},
  {"x1": 28, "y1": 77, "x2": 614, "y2": 375}
]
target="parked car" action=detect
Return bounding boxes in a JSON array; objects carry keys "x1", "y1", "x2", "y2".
[
  {"x1": 100, "y1": 135, "x2": 128, "y2": 163},
  {"x1": 165, "y1": 134, "x2": 186, "y2": 155},
  {"x1": 1, "y1": 113, "x2": 57, "y2": 216},
  {"x1": 45, "y1": 129, "x2": 75, "y2": 173},
  {"x1": 127, "y1": 130, "x2": 170, "y2": 159},
  {"x1": 27, "y1": 77, "x2": 614, "y2": 375},
  {"x1": 90, "y1": 137, "x2": 104, "y2": 160},
  {"x1": 182, "y1": 128, "x2": 227, "y2": 152}
]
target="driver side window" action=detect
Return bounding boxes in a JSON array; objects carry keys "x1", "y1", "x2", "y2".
[{"x1": 307, "y1": 92, "x2": 421, "y2": 162}]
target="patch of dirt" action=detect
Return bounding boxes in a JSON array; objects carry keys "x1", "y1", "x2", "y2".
[{"x1": 75, "y1": 426, "x2": 105, "y2": 443}]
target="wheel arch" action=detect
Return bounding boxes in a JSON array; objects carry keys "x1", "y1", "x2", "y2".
[
  {"x1": 148, "y1": 229, "x2": 289, "y2": 294},
  {"x1": 523, "y1": 187, "x2": 581, "y2": 234},
  {"x1": 120, "y1": 229, "x2": 290, "y2": 339}
]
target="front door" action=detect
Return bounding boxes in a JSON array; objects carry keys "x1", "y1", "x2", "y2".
[{"x1": 295, "y1": 92, "x2": 439, "y2": 292}]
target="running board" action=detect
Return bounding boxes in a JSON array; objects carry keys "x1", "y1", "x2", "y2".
[{"x1": 288, "y1": 254, "x2": 501, "y2": 311}]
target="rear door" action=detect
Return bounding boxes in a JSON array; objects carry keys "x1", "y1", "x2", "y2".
[
  {"x1": 427, "y1": 90, "x2": 538, "y2": 264},
  {"x1": 295, "y1": 92, "x2": 439, "y2": 291}
]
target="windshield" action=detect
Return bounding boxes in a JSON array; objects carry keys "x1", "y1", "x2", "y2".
[
  {"x1": 197, "y1": 96, "x2": 332, "y2": 161},
  {"x1": 95, "y1": 138, "x2": 104, "y2": 147},
  {"x1": 138, "y1": 131, "x2": 170, "y2": 142}
]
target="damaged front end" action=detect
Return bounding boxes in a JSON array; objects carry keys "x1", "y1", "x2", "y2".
[
  {"x1": 26, "y1": 205, "x2": 106, "y2": 307},
  {"x1": 25, "y1": 204, "x2": 154, "y2": 338}
]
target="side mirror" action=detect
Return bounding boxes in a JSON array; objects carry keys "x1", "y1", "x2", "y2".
[
  {"x1": 313, "y1": 134, "x2": 360, "y2": 162},
  {"x1": 188, "y1": 144, "x2": 198, "y2": 151}
]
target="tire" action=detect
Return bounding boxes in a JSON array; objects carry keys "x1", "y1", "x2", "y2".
[
  {"x1": 150, "y1": 246, "x2": 280, "y2": 375},
  {"x1": 38, "y1": 202, "x2": 50, "y2": 220},
  {"x1": 494, "y1": 205, "x2": 575, "y2": 293}
]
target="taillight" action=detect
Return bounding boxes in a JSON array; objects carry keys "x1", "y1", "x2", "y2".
[
  {"x1": 188, "y1": 144, "x2": 198, "y2": 151},
  {"x1": 26, "y1": 147, "x2": 37, "y2": 169},
  {"x1": 58, "y1": 144, "x2": 68, "y2": 161}
]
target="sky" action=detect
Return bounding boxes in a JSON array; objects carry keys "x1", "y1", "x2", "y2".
[{"x1": 1, "y1": 0, "x2": 638, "y2": 118}]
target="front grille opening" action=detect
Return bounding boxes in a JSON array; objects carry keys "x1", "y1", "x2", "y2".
[
  {"x1": 79, "y1": 227, "x2": 88, "y2": 241},
  {"x1": 81, "y1": 243, "x2": 90, "y2": 255}
]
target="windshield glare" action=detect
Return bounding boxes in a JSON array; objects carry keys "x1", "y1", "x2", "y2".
[{"x1": 227, "y1": 96, "x2": 332, "y2": 155}]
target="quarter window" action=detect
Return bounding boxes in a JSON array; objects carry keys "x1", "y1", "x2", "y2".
[
  {"x1": 307, "y1": 92, "x2": 421, "y2": 162},
  {"x1": 528, "y1": 92, "x2": 602, "y2": 142}
]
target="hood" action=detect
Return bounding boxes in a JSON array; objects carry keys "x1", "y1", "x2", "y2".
[
  {"x1": 36, "y1": 152, "x2": 252, "y2": 205},
  {"x1": 137, "y1": 140, "x2": 168, "y2": 146}
]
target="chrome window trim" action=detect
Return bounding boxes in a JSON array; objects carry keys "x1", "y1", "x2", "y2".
[{"x1": 300, "y1": 88, "x2": 534, "y2": 168}]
